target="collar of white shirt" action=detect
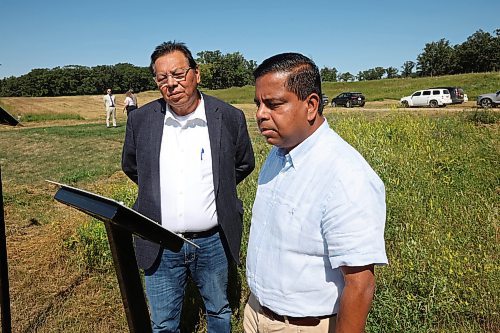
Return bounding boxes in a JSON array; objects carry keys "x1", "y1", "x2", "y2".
[
  {"x1": 277, "y1": 118, "x2": 329, "y2": 171},
  {"x1": 164, "y1": 93, "x2": 206, "y2": 128}
]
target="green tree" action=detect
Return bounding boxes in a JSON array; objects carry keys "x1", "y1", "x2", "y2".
[
  {"x1": 338, "y1": 72, "x2": 355, "y2": 82},
  {"x1": 417, "y1": 39, "x2": 455, "y2": 77},
  {"x1": 357, "y1": 67, "x2": 386, "y2": 81},
  {"x1": 197, "y1": 51, "x2": 255, "y2": 90},
  {"x1": 454, "y1": 29, "x2": 500, "y2": 73},
  {"x1": 92, "y1": 65, "x2": 119, "y2": 93},
  {"x1": 385, "y1": 66, "x2": 399, "y2": 79},
  {"x1": 401, "y1": 61, "x2": 415, "y2": 78},
  {"x1": 23, "y1": 68, "x2": 52, "y2": 96},
  {"x1": 320, "y1": 66, "x2": 338, "y2": 82}
]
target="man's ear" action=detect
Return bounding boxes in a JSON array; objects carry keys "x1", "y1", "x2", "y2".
[
  {"x1": 195, "y1": 66, "x2": 201, "y2": 84},
  {"x1": 306, "y1": 93, "x2": 320, "y2": 121}
]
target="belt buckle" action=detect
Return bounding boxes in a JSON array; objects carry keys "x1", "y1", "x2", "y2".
[{"x1": 288, "y1": 316, "x2": 320, "y2": 326}]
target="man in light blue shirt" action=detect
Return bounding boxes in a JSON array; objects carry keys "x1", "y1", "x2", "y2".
[{"x1": 244, "y1": 53, "x2": 388, "y2": 333}]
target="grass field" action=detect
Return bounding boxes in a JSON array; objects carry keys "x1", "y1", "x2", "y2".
[
  {"x1": 0, "y1": 72, "x2": 498, "y2": 118},
  {"x1": 0, "y1": 78, "x2": 499, "y2": 332},
  {"x1": 203, "y1": 72, "x2": 500, "y2": 104}
]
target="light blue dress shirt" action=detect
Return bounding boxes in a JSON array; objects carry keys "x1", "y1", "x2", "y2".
[{"x1": 246, "y1": 119, "x2": 388, "y2": 317}]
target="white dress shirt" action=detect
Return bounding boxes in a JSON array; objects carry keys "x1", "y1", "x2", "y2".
[
  {"x1": 124, "y1": 96, "x2": 136, "y2": 106},
  {"x1": 159, "y1": 95, "x2": 218, "y2": 233},
  {"x1": 104, "y1": 94, "x2": 115, "y2": 107},
  {"x1": 246, "y1": 120, "x2": 388, "y2": 317}
]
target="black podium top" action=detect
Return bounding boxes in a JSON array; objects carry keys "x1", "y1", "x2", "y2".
[
  {"x1": 0, "y1": 106, "x2": 20, "y2": 127},
  {"x1": 47, "y1": 181, "x2": 197, "y2": 251}
]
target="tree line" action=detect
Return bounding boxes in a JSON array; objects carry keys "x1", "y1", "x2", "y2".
[
  {"x1": 322, "y1": 29, "x2": 499, "y2": 82},
  {"x1": 0, "y1": 51, "x2": 256, "y2": 97},
  {"x1": 0, "y1": 29, "x2": 498, "y2": 97}
]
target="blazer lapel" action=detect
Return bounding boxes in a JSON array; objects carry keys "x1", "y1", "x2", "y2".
[
  {"x1": 204, "y1": 95, "x2": 221, "y2": 196},
  {"x1": 151, "y1": 99, "x2": 166, "y2": 210}
]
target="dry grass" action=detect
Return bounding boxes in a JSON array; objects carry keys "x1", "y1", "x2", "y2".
[
  {"x1": 0, "y1": 102, "x2": 132, "y2": 333},
  {"x1": 0, "y1": 92, "x2": 160, "y2": 122},
  {"x1": 3, "y1": 174, "x2": 129, "y2": 332}
]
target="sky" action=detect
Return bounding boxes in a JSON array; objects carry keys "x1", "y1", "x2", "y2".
[{"x1": 1, "y1": 0, "x2": 499, "y2": 79}]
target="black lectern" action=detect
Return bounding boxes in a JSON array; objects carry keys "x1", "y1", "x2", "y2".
[
  {"x1": 0, "y1": 105, "x2": 19, "y2": 333},
  {"x1": 0, "y1": 106, "x2": 20, "y2": 127},
  {"x1": 48, "y1": 181, "x2": 197, "y2": 333}
]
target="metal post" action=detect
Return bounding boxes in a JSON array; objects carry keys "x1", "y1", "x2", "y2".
[
  {"x1": 104, "y1": 222, "x2": 152, "y2": 333},
  {"x1": 0, "y1": 167, "x2": 12, "y2": 333}
]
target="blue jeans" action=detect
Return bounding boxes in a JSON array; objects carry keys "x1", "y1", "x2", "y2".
[{"x1": 144, "y1": 232, "x2": 232, "y2": 333}]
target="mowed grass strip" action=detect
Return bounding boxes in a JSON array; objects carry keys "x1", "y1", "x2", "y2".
[{"x1": 0, "y1": 100, "x2": 498, "y2": 332}]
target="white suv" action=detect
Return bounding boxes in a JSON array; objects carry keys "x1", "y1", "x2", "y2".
[{"x1": 400, "y1": 89, "x2": 452, "y2": 108}]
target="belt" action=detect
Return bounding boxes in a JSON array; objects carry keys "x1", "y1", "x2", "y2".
[
  {"x1": 261, "y1": 306, "x2": 335, "y2": 327},
  {"x1": 178, "y1": 226, "x2": 219, "y2": 239}
]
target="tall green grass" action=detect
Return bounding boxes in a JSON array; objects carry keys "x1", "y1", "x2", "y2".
[
  {"x1": 63, "y1": 111, "x2": 499, "y2": 332},
  {"x1": 1, "y1": 109, "x2": 497, "y2": 332},
  {"x1": 328, "y1": 111, "x2": 498, "y2": 332}
]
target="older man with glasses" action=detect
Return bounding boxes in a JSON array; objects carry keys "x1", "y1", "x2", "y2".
[{"x1": 122, "y1": 41, "x2": 255, "y2": 333}]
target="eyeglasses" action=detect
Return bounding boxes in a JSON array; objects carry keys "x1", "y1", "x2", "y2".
[{"x1": 155, "y1": 68, "x2": 192, "y2": 85}]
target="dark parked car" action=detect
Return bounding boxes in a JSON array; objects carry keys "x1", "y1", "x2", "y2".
[
  {"x1": 322, "y1": 94, "x2": 329, "y2": 106},
  {"x1": 477, "y1": 90, "x2": 500, "y2": 108},
  {"x1": 430, "y1": 86, "x2": 465, "y2": 104},
  {"x1": 331, "y1": 92, "x2": 365, "y2": 108}
]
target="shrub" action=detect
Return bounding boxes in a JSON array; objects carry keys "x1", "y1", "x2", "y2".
[
  {"x1": 65, "y1": 219, "x2": 112, "y2": 272},
  {"x1": 465, "y1": 109, "x2": 500, "y2": 125}
]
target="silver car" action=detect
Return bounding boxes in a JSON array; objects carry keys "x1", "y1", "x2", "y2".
[{"x1": 477, "y1": 90, "x2": 500, "y2": 108}]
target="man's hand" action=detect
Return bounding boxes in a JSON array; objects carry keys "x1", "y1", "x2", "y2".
[{"x1": 336, "y1": 265, "x2": 376, "y2": 333}]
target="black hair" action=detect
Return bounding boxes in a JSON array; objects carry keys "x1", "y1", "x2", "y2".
[
  {"x1": 254, "y1": 53, "x2": 323, "y2": 114},
  {"x1": 149, "y1": 41, "x2": 197, "y2": 76}
]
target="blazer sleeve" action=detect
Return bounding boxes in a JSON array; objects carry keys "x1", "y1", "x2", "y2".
[
  {"x1": 122, "y1": 115, "x2": 138, "y2": 184},
  {"x1": 234, "y1": 110, "x2": 255, "y2": 184}
]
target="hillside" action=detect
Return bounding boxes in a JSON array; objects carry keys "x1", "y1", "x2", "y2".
[
  {"x1": 201, "y1": 72, "x2": 500, "y2": 104},
  {"x1": 0, "y1": 72, "x2": 497, "y2": 123}
]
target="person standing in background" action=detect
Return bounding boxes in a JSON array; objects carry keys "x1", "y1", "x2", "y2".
[
  {"x1": 123, "y1": 89, "x2": 138, "y2": 115},
  {"x1": 131, "y1": 89, "x2": 138, "y2": 108},
  {"x1": 103, "y1": 88, "x2": 117, "y2": 127}
]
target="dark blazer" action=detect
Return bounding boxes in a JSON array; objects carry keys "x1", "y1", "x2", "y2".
[{"x1": 122, "y1": 93, "x2": 255, "y2": 270}]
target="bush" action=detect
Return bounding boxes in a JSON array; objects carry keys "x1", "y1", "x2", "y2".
[
  {"x1": 465, "y1": 109, "x2": 500, "y2": 125},
  {"x1": 65, "y1": 219, "x2": 112, "y2": 272},
  {"x1": 63, "y1": 184, "x2": 138, "y2": 272}
]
